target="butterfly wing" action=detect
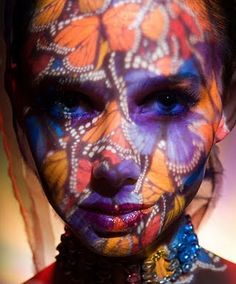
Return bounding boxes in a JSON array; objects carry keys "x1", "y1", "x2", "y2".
[
  {"x1": 54, "y1": 16, "x2": 100, "y2": 68},
  {"x1": 103, "y1": 4, "x2": 140, "y2": 51},
  {"x1": 78, "y1": 0, "x2": 107, "y2": 13},
  {"x1": 82, "y1": 101, "x2": 122, "y2": 144},
  {"x1": 32, "y1": 0, "x2": 66, "y2": 29},
  {"x1": 43, "y1": 150, "x2": 68, "y2": 203},
  {"x1": 141, "y1": 6, "x2": 167, "y2": 41}
]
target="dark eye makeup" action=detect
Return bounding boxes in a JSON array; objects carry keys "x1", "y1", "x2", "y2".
[
  {"x1": 31, "y1": 84, "x2": 99, "y2": 120},
  {"x1": 138, "y1": 88, "x2": 199, "y2": 118}
]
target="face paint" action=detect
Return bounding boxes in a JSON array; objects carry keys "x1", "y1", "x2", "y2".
[{"x1": 19, "y1": 0, "x2": 223, "y2": 257}]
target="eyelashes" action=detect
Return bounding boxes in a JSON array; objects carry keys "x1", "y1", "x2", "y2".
[
  {"x1": 33, "y1": 86, "x2": 97, "y2": 120},
  {"x1": 138, "y1": 88, "x2": 199, "y2": 117},
  {"x1": 31, "y1": 83, "x2": 199, "y2": 121}
]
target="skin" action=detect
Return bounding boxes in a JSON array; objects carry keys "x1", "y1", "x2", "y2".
[{"x1": 15, "y1": 0, "x2": 228, "y2": 259}]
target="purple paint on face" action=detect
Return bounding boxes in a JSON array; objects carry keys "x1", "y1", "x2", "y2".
[{"x1": 17, "y1": 0, "x2": 225, "y2": 257}]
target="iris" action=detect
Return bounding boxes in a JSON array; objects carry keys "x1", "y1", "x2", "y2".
[
  {"x1": 34, "y1": 86, "x2": 95, "y2": 120},
  {"x1": 140, "y1": 90, "x2": 197, "y2": 117}
]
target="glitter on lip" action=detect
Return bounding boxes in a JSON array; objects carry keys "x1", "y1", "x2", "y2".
[
  {"x1": 79, "y1": 202, "x2": 153, "y2": 216},
  {"x1": 84, "y1": 209, "x2": 143, "y2": 234}
]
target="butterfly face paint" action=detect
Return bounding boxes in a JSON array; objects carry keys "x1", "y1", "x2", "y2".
[{"x1": 19, "y1": 0, "x2": 224, "y2": 257}]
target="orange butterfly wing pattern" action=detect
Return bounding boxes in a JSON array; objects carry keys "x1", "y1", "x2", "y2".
[
  {"x1": 142, "y1": 149, "x2": 174, "y2": 204},
  {"x1": 32, "y1": 0, "x2": 66, "y2": 28},
  {"x1": 78, "y1": 0, "x2": 107, "y2": 13},
  {"x1": 82, "y1": 101, "x2": 122, "y2": 144},
  {"x1": 103, "y1": 4, "x2": 140, "y2": 51},
  {"x1": 42, "y1": 150, "x2": 68, "y2": 203},
  {"x1": 55, "y1": 16, "x2": 100, "y2": 68},
  {"x1": 141, "y1": 6, "x2": 167, "y2": 41}
]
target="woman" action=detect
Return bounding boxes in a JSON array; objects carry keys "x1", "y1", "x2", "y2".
[{"x1": 3, "y1": 0, "x2": 236, "y2": 283}]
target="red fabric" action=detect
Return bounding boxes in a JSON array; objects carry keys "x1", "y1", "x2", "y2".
[
  {"x1": 222, "y1": 259, "x2": 236, "y2": 284},
  {"x1": 24, "y1": 263, "x2": 56, "y2": 284},
  {"x1": 24, "y1": 259, "x2": 236, "y2": 284}
]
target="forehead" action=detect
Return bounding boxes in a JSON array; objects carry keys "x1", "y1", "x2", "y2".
[{"x1": 24, "y1": 0, "x2": 212, "y2": 84}]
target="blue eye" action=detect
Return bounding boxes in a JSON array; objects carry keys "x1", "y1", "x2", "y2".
[
  {"x1": 50, "y1": 96, "x2": 93, "y2": 119},
  {"x1": 140, "y1": 91, "x2": 195, "y2": 117},
  {"x1": 153, "y1": 94, "x2": 186, "y2": 116},
  {"x1": 36, "y1": 87, "x2": 95, "y2": 119}
]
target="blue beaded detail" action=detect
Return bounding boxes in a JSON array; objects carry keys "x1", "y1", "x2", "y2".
[
  {"x1": 142, "y1": 215, "x2": 201, "y2": 284},
  {"x1": 167, "y1": 215, "x2": 200, "y2": 276}
]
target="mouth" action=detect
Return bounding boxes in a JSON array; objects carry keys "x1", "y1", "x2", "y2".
[
  {"x1": 79, "y1": 202, "x2": 153, "y2": 235},
  {"x1": 79, "y1": 202, "x2": 151, "y2": 215}
]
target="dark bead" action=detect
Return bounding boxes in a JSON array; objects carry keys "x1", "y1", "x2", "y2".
[
  {"x1": 142, "y1": 261, "x2": 155, "y2": 271},
  {"x1": 127, "y1": 273, "x2": 141, "y2": 283},
  {"x1": 167, "y1": 249, "x2": 177, "y2": 260},
  {"x1": 168, "y1": 259, "x2": 180, "y2": 271},
  {"x1": 182, "y1": 263, "x2": 192, "y2": 273}
]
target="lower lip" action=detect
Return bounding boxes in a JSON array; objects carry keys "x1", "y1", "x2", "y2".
[{"x1": 83, "y1": 210, "x2": 143, "y2": 234}]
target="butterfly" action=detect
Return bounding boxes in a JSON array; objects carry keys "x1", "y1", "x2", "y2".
[
  {"x1": 54, "y1": 3, "x2": 140, "y2": 69},
  {"x1": 31, "y1": 0, "x2": 206, "y2": 76},
  {"x1": 32, "y1": 0, "x2": 66, "y2": 30},
  {"x1": 32, "y1": 0, "x2": 108, "y2": 29}
]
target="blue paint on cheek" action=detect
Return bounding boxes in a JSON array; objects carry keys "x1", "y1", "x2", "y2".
[
  {"x1": 49, "y1": 120, "x2": 64, "y2": 137},
  {"x1": 25, "y1": 116, "x2": 46, "y2": 160},
  {"x1": 183, "y1": 162, "x2": 206, "y2": 187}
]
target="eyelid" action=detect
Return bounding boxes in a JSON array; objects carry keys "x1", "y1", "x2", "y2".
[
  {"x1": 139, "y1": 87, "x2": 200, "y2": 106},
  {"x1": 35, "y1": 80, "x2": 106, "y2": 112},
  {"x1": 132, "y1": 75, "x2": 201, "y2": 105}
]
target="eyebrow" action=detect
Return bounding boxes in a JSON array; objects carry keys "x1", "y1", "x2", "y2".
[
  {"x1": 32, "y1": 75, "x2": 81, "y2": 88},
  {"x1": 126, "y1": 71, "x2": 203, "y2": 101},
  {"x1": 32, "y1": 75, "x2": 109, "y2": 102}
]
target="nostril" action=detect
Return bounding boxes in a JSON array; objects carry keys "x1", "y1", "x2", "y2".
[{"x1": 93, "y1": 160, "x2": 110, "y2": 180}]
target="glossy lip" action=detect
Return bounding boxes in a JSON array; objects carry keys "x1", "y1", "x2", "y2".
[
  {"x1": 82, "y1": 209, "x2": 143, "y2": 235},
  {"x1": 79, "y1": 202, "x2": 154, "y2": 235},
  {"x1": 79, "y1": 202, "x2": 152, "y2": 216}
]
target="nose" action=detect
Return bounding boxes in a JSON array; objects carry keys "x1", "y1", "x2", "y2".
[{"x1": 91, "y1": 159, "x2": 141, "y2": 197}]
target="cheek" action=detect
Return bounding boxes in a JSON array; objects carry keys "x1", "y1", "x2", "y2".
[
  {"x1": 134, "y1": 100, "x2": 219, "y2": 221},
  {"x1": 23, "y1": 107, "x2": 128, "y2": 209},
  {"x1": 24, "y1": 114, "x2": 86, "y2": 208}
]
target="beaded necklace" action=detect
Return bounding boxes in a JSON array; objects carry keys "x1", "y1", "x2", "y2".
[{"x1": 56, "y1": 215, "x2": 225, "y2": 283}]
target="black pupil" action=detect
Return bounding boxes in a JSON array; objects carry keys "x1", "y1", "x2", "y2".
[
  {"x1": 62, "y1": 95, "x2": 77, "y2": 109},
  {"x1": 159, "y1": 95, "x2": 177, "y2": 108}
]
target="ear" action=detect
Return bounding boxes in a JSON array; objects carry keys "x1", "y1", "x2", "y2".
[{"x1": 215, "y1": 73, "x2": 236, "y2": 143}]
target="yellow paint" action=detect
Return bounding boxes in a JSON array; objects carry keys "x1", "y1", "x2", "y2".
[
  {"x1": 43, "y1": 150, "x2": 68, "y2": 202},
  {"x1": 96, "y1": 40, "x2": 110, "y2": 70},
  {"x1": 79, "y1": 0, "x2": 105, "y2": 13},
  {"x1": 33, "y1": 0, "x2": 65, "y2": 27},
  {"x1": 163, "y1": 195, "x2": 185, "y2": 230}
]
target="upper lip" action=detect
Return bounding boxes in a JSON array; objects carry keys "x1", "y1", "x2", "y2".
[{"x1": 79, "y1": 202, "x2": 152, "y2": 216}]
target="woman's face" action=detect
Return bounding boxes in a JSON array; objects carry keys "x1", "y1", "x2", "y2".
[{"x1": 17, "y1": 0, "x2": 223, "y2": 257}]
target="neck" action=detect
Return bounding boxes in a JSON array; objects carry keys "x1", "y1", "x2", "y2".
[{"x1": 56, "y1": 215, "x2": 201, "y2": 283}]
